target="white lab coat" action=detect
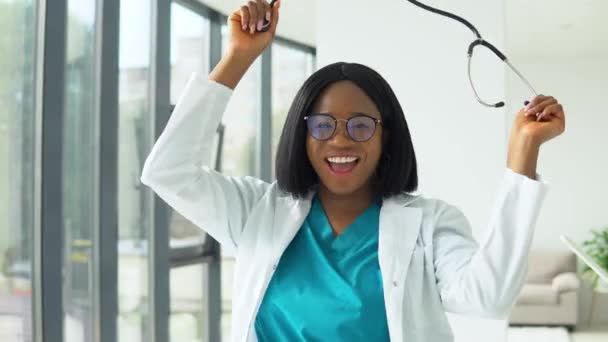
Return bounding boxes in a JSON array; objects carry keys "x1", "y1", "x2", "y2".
[{"x1": 141, "y1": 72, "x2": 549, "y2": 342}]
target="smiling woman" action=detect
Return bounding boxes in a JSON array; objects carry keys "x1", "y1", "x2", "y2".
[{"x1": 141, "y1": 1, "x2": 559, "y2": 341}]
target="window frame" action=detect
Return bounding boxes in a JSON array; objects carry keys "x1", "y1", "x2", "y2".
[{"x1": 32, "y1": 0, "x2": 316, "y2": 341}]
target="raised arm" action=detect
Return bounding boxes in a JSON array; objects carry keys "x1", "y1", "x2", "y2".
[
  {"x1": 141, "y1": 0, "x2": 282, "y2": 249},
  {"x1": 434, "y1": 95, "x2": 565, "y2": 317},
  {"x1": 433, "y1": 169, "x2": 549, "y2": 318}
]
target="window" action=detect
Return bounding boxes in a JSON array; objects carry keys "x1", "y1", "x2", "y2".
[
  {"x1": 3, "y1": 1, "x2": 316, "y2": 340},
  {"x1": 220, "y1": 25, "x2": 261, "y2": 179},
  {"x1": 271, "y1": 41, "x2": 315, "y2": 180},
  {"x1": 219, "y1": 23, "x2": 263, "y2": 341},
  {"x1": 170, "y1": 2, "x2": 211, "y2": 104},
  {"x1": 118, "y1": 0, "x2": 153, "y2": 341},
  {"x1": 169, "y1": 3, "x2": 213, "y2": 342},
  {"x1": 62, "y1": 0, "x2": 98, "y2": 340},
  {"x1": 168, "y1": 2, "x2": 211, "y2": 249},
  {"x1": 170, "y1": 264, "x2": 207, "y2": 342},
  {"x1": 0, "y1": 0, "x2": 37, "y2": 341}
]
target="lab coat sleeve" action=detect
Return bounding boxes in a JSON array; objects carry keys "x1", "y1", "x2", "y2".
[
  {"x1": 432, "y1": 167, "x2": 549, "y2": 319},
  {"x1": 141, "y1": 72, "x2": 271, "y2": 250}
]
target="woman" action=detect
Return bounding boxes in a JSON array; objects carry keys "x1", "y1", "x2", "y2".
[{"x1": 141, "y1": 0, "x2": 566, "y2": 341}]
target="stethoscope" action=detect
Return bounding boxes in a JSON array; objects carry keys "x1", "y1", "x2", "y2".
[{"x1": 259, "y1": 0, "x2": 539, "y2": 109}]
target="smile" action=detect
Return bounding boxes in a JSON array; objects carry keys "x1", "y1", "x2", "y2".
[{"x1": 325, "y1": 156, "x2": 360, "y2": 175}]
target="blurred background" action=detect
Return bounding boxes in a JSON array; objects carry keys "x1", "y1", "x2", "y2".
[{"x1": 0, "y1": 0, "x2": 606, "y2": 341}]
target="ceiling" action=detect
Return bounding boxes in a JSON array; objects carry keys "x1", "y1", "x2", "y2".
[{"x1": 505, "y1": 0, "x2": 608, "y2": 60}]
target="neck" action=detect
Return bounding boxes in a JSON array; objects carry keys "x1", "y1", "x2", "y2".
[{"x1": 317, "y1": 183, "x2": 376, "y2": 218}]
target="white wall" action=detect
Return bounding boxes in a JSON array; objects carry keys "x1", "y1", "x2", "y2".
[
  {"x1": 317, "y1": 0, "x2": 509, "y2": 237},
  {"x1": 506, "y1": 57, "x2": 608, "y2": 323},
  {"x1": 316, "y1": 0, "x2": 514, "y2": 336},
  {"x1": 316, "y1": 0, "x2": 608, "y2": 330},
  {"x1": 505, "y1": 57, "x2": 608, "y2": 250}
]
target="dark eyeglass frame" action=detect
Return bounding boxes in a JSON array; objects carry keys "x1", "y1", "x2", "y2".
[{"x1": 303, "y1": 113, "x2": 383, "y2": 142}]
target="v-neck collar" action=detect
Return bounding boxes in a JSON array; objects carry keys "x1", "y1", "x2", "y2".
[{"x1": 308, "y1": 194, "x2": 382, "y2": 252}]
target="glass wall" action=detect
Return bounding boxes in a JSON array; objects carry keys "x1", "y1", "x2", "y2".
[
  {"x1": 62, "y1": 0, "x2": 99, "y2": 340},
  {"x1": 169, "y1": 2, "x2": 210, "y2": 249},
  {"x1": 1, "y1": 1, "x2": 315, "y2": 340},
  {"x1": 169, "y1": 3, "x2": 212, "y2": 342},
  {"x1": 170, "y1": 2, "x2": 210, "y2": 104},
  {"x1": 220, "y1": 25, "x2": 260, "y2": 179},
  {"x1": 170, "y1": 264, "x2": 207, "y2": 342},
  {"x1": 118, "y1": 0, "x2": 153, "y2": 341},
  {"x1": 219, "y1": 22, "x2": 263, "y2": 341},
  {"x1": 0, "y1": 1, "x2": 38, "y2": 341},
  {"x1": 270, "y1": 41, "x2": 315, "y2": 179}
]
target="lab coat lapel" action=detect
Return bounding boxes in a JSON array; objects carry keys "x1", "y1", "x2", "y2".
[
  {"x1": 378, "y1": 194, "x2": 422, "y2": 341},
  {"x1": 271, "y1": 191, "x2": 423, "y2": 281},
  {"x1": 270, "y1": 190, "x2": 315, "y2": 265},
  {"x1": 379, "y1": 194, "x2": 423, "y2": 285}
]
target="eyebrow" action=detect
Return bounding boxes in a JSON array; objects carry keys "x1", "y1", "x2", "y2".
[{"x1": 314, "y1": 111, "x2": 380, "y2": 118}]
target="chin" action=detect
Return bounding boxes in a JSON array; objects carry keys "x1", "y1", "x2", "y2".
[
  {"x1": 319, "y1": 176, "x2": 369, "y2": 197},
  {"x1": 324, "y1": 184, "x2": 360, "y2": 196}
]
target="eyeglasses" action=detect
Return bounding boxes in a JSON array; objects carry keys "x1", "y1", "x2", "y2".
[
  {"x1": 304, "y1": 113, "x2": 382, "y2": 142},
  {"x1": 407, "y1": 0, "x2": 538, "y2": 108}
]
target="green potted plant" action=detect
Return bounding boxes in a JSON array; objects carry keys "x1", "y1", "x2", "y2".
[{"x1": 581, "y1": 226, "x2": 608, "y2": 293}]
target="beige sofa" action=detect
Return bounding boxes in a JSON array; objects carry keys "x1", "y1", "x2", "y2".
[{"x1": 509, "y1": 250, "x2": 580, "y2": 331}]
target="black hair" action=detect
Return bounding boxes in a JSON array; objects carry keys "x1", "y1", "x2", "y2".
[{"x1": 275, "y1": 62, "x2": 418, "y2": 199}]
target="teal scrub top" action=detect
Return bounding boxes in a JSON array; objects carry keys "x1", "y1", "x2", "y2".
[{"x1": 254, "y1": 194, "x2": 389, "y2": 341}]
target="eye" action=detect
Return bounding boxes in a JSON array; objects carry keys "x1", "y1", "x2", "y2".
[{"x1": 316, "y1": 122, "x2": 332, "y2": 129}]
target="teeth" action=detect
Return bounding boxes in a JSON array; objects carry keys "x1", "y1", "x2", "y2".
[{"x1": 327, "y1": 156, "x2": 358, "y2": 164}]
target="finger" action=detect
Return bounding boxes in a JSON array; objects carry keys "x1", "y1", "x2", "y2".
[
  {"x1": 239, "y1": 6, "x2": 250, "y2": 31},
  {"x1": 540, "y1": 103, "x2": 563, "y2": 117},
  {"x1": 255, "y1": 0, "x2": 266, "y2": 31},
  {"x1": 264, "y1": 0, "x2": 273, "y2": 21},
  {"x1": 526, "y1": 95, "x2": 550, "y2": 108},
  {"x1": 269, "y1": 0, "x2": 280, "y2": 33},
  {"x1": 537, "y1": 107, "x2": 566, "y2": 134},
  {"x1": 247, "y1": 0, "x2": 258, "y2": 34},
  {"x1": 539, "y1": 103, "x2": 565, "y2": 122},
  {"x1": 524, "y1": 94, "x2": 550, "y2": 111},
  {"x1": 526, "y1": 97, "x2": 557, "y2": 115}
]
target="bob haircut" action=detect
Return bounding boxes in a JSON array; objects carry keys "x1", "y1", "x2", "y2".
[{"x1": 275, "y1": 62, "x2": 418, "y2": 200}]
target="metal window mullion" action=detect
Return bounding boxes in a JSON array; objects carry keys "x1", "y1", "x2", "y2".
[
  {"x1": 259, "y1": 46, "x2": 272, "y2": 182},
  {"x1": 175, "y1": 0, "x2": 212, "y2": 17},
  {"x1": 201, "y1": 13, "x2": 224, "y2": 342},
  {"x1": 96, "y1": 0, "x2": 120, "y2": 341},
  {"x1": 38, "y1": 0, "x2": 67, "y2": 340},
  {"x1": 274, "y1": 36, "x2": 315, "y2": 55},
  {"x1": 33, "y1": 0, "x2": 46, "y2": 340},
  {"x1": 150, "y1": 0, "x2": 172, "y2": 342}
]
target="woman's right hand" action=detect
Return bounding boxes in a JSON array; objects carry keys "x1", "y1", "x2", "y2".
[{"x1": 226, "y1": 0, "x2": 281, "y2": 60}]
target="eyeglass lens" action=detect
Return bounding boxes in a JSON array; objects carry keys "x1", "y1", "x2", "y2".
[{"x1": 306, "y1": 115, "x2": 377, "y2": 142}]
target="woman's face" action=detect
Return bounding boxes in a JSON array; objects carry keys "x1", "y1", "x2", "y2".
[{"x1": 306, "y1": 80, "x2": 384, "y2": 197}]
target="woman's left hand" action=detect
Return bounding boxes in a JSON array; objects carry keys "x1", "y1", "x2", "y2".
[
  {"x1": 507, "y1": 95, "x2": 566, "y2": 179},
  {"x1": 512, "y1": 95, "x2": 566, "y2": 146}
]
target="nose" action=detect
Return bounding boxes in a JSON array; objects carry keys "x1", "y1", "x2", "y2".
[{"x1": 329, "y1": 120, "x2": 351, "y2": 143}]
